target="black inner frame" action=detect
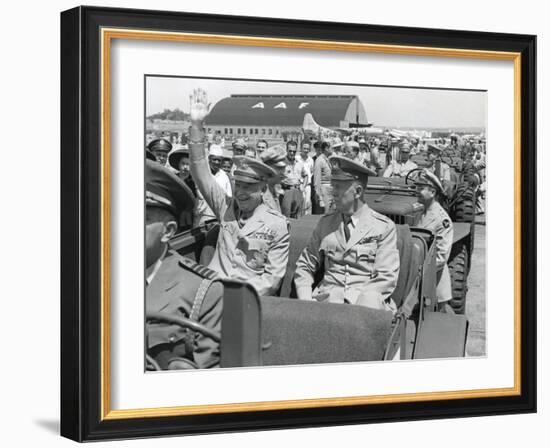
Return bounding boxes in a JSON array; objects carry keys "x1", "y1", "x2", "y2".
[{"x1": 61, "y1": 6, "x2": 536, "y2": 441}]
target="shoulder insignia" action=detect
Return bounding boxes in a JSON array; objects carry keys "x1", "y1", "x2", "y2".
[
  {"x1": 371, "y1": 209, "x2": 392, "y2": 223},
  {"x1": 178, "y1": 256, "x2": 220, "y2": 280},
  {"x1": 265, "y1": 207, "x2": 284, "y2": 217},
  {"x1": 442, "y1": 219, "x2": 451, "y2": 229}
]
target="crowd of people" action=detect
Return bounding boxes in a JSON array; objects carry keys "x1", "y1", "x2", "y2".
[{"x1": 145, "y1": 88, "x2": 486, "y2": 370}]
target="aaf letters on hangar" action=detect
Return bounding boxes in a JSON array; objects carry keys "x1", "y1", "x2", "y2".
[{"x1": 60, "y1": 5, "x2": 536, "y2": 441}]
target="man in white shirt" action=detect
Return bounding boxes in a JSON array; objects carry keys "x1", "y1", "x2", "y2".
[
  {"x1": 299, "y1": 140, "x2": 315, "y2": 215},
  {"x1": 281, "y1": 140, "x2": 307, "y2": 218},
  {"x1": 193, "y1": 143, "x2": 233, "y2": 226},
  {"x1": 383, "y1": 143, "x2": 418, "y2": 178}
]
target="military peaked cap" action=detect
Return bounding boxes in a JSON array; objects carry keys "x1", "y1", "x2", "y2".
[
  {"x1": 260, "y1": 145, "x2": 287, "y2": 168},
  {"x1": 414, "y1": 169, "x2": 444, "y2": 193},
  {"x1": 148, "y1": 138, "x2": 173, "y2": 153},
  {"x1": 329, "y1": 155, "x2": 376, "y2": 183},
  {"x1": 232, "y1": 156, "x2": 277, "y2": 184},
  {"x1": 146, "y1": 159, "x2": 195, "y2": 217}
]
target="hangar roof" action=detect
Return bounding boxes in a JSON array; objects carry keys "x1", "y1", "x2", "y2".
[{"x1": 205, "y1": 95, "x2": 361, "y2": 127}]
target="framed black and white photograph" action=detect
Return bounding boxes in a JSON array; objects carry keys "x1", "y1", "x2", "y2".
[{"x1": 60, "y1": 6, "x2": 536, "y2": 441}]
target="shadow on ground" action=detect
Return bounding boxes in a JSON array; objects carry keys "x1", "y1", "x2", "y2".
[{"x1": 34, "y1": 419, "x2": 59, "y2": 435}]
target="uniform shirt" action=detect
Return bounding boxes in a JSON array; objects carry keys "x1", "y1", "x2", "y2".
[
  {"x1": 313, "y1": 154, "x2": 332, "y2": 190},
  {"x1": 146, "y1": 252, "x2": 223, "y2": 369},
  {"x1": 194, "y1": 169, "x2": 232, "y2": 226},
  {"x1": 262, "y1": 184, "x2": 281, "y2": 213},
  {"x1": 196, "y1": 175, "x2": 290, "y2": 297},
  {"x1": 428, "y1": 160, "x2": 451, "y2": 183},
  {"x1": 415, "y1": 201, "x2": 454, "y2": 302},
  {"x1": 294, "y1": 204, "x2": 399, "y2": 311},
  {"x1": 383, "y1": 159, "x2": 418, "y2": 178}
]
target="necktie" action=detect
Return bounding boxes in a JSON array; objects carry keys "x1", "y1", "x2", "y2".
[{"x1": 343, "y1": 215, "x2": 353, "y2": 242}]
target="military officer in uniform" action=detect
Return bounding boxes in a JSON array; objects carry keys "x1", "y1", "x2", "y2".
[
  {"x1": 147, "y1": 138, "x2": 172, "y2": 166},
  {"x1": 145, "y1": 159, "x2": 224, "y2": 370},
  {"x1": 313, "y1": 140, "x2": 333, "y2": 214},
  {"x1": 294, "y1": 156, "x2": 400, "y2": 312},
  {"x1": 382, "y1": 142, "x2": 418, "y2": 178},
  {"x1": 188, "y1": 88, "x2": 290, "y2": 297},
  {"x1": 427, "y1": 143, "x2": 451, "y2": 184},
  {"x1": 260, "y1": 145, "x2": 288, "y2": 213},
  {"x1": 414, "y1": 169, "x2": 454, "y2": 310}
]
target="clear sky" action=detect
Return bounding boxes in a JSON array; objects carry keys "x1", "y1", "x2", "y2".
[{"x1": 146, "y1": 76, "x2": 486, "y2": 129}]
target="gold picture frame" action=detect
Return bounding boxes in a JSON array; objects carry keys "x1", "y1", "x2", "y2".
[{"x1": 61, "y1": 6, "x2": 536, "y2": 441}]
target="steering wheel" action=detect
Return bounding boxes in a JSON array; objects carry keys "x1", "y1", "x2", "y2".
[
  {"x1": 146, "y1": 311, "x2": 221, "y2": 371},
  {"x1": 404, "y1": 167, "x2": 424, "y2": 186},
  {"x1": 146, "y1": 311, "x2": 221, "y2": 342}
]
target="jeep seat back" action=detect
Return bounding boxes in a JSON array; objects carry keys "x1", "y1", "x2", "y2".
[
  {"x1": 260, "y1": 297, "x2": 393, "y2": 366},
  {"x1": 199, "y1": 223, "x2": 220, "y2": 266},
  {"x1": 392, "y1": 225, "x2": 426, "y2": 311},
  {"x1": 279, "y1": 214, "x2": 322, "y2": 298}
]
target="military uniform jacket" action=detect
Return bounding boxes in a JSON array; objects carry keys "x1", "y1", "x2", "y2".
[
  {"x1": 294, "y1": 205, "x2": 399, "y2": 311},
  {"x1": 415, "y1": 201, "x2": 454, "y2": 302},
  {"x1": 313, "y1": 154, "x2": 332, "y2": 188},
  {"x1": 383, "y1": 159, "x2": 418, "y2": 178},
  {"x1": 146, "y1": 252, "x2": 223, "y2": 369},
  {"x1": 428, "y1": 160, "x2": 451, "y2": 183},
  {"x1": 262, "y1": 184, "x2": 282, "y2": 213},
  {"x1": 200, "y1": 179, "x2": 290, "y2": 297}
]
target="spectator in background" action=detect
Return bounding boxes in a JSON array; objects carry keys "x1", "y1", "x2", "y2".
[
  {"x1": 148, "y1": 138, "x2": 172, "y2": 166},
  {"x1": 383, "y1": 142, "x2": 418, "y2": 178},
  {"x1": 256, "y1": 139, "x2": 268, "y2": 158},
  {"x1": 193, "y1": 144, "x2": 233, "y2": 226},
  {"x1": 313, "y1": 141, "x2": 333, "y2": 214},
  {"x1": 232, "y1": 138, "x2": 247, "y2": 157},
  {"x1": 168, "y1": 146, "x2": 196, "y2": 231},
  {"x1": 280, "y1": 141, "x2": 307, "y2": 218},
  {"x1": 299, "y1": 140, "x2": 315, "y2": 215}
]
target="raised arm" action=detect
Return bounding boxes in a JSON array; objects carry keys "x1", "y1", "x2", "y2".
[{"x1": 188, "y1": 89, "x2": 229, "y2": 220}]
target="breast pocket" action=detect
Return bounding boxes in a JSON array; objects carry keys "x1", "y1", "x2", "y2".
[
  {"x1": 241, "y1": 237, "x2": 270, "y2": 271},
  {"x1": 353, "y1": 242, "x2": 377, "y2": 271}
]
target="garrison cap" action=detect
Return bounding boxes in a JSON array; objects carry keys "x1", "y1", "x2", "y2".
[
  {"x1": 331, "y1": 137, "x2": 344, "y2": 149},
  {"x1": 145, "y1": 159, "x2": 195, "y2": 217},
  {"x1": 329, "y1": 155, "x2": 376, "y2": 184},
  {"x1": 167, "y1": 147, "x2": 189, "y2": 170},
  {"x1": 260, "y1": 145, "x2": 287, "y2": 168},
  {"x1": 401, "y1": 142, "x2": 412, "y2": 153},
  {"x1": 148, "y1": 138, "x2": 173, "y2": 153},
  {"x1": 232, "y1": 156, "x2": 277, "y2": 184},
  {"x1": 414, "y1": 169, "x2": 444, "y2": 194},
  {"x1": 427, "y1": 143, "x2": 444, "y2": 154},
  {"x1": 344, "y1": 140, "x2": 360, "y2": 151}
]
